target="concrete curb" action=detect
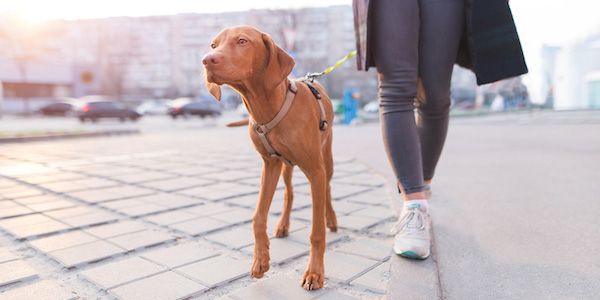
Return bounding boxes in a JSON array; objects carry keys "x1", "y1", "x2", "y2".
[{"x1": 0, "y1": 130, "x2": 141, "y2": 144}]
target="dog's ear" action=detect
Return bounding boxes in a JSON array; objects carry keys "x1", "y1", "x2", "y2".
[
  {"x1": 206, "y1": 81, "x2": 222, "y2": 101},
  {"x1": 262, "y1": 33, "x2": 295, "y2": 91}
]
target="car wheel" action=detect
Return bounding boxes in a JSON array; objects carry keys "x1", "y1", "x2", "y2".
[
  {"x1": 183, "y1": 112, "x2": 191, "y2": 120},
  {"x1": 91, "y1": 117, "x2": 98, "y2": 123},
  {"x1": 79, "y1": 117, "x2": 86, "y2": 123},
  {"x1": 119, "y1": 117, "x2": 126, "y2": 122},
  {"x1": 130, "y1": 117, "x2": 139, "y2": 122}
]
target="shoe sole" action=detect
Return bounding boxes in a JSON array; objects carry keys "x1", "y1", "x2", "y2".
[{"x1": 397, "y1": 251, "x2": 430, "y2": 260}]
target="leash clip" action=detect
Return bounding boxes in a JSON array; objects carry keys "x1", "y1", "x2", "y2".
[{"x1": 305, "y1": 72, "x2": 322, "y2": 83}]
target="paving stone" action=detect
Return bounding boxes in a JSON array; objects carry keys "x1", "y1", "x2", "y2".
[
  {"x1": 108, "y1": 271, "x2": 207, "y2": 300},
  {"x1": 184, "y1": 203, "x2": 233, "y2": 217},
  {"x1": 240, "y1": 238, "x2": 309, "y2": 264},
  {"x1": 286, "y1": 227, "x2": 347, "y2": 246},
  {"x1": 335, "y1": 238, "x2": 392, "y2": 261},
  {"x1": 83, "y1": 221, "x2": 147, "y2": 239},
  {"x1": 24, "y1": 200, "x2": 76, "y2": 213},
  {"x1": 336, "y1": 215, "x2": 383, "y2": 232},
  {"x1": 116, "y1": 203, "x2": 170, "y2": 217},
  {"x1": 353, "y1": 206, "x2": 395, "y2": 220},
  {"x1": 0, "y1": 214, "x2": 51, "y2": 229},
  {"x1": 143, "y1": 210, "x2": 199, "y2": 226},
  {"x1": 18, "y1": 172, "x2": 85, "y2": 184},
  {"x1": 28, "y1": 231, "x2": 98, "y2": 253},
  {"x1": 140, "y1": 177, "x2": 214, "y2": 192},
  {"x1": 137, "y1": 193, "x2": 201, "y2": 209},
  {"x1": 0, "y1": 186, "x2": 45, "y2": 199},
  {"x1": 349, "y1": 260, "x2": 390, "y2": 294},
  {"x1": 323, "y1": 251, "x2": 379, "y2": 283},
  {"x1": 141, "y1": 243, "x2": 218, "y2": 268},
  {"x1": 13, "y1": 194, "x2": 63, "y2": 205},
  {"x1": 79, "y1": 256, "x2": 166, "y2": 290},
  {"x1": 0, "y1": 205, "x2": 33, "y2": 219},
  {"x1": 226, "y1": 275, "x2": 327, "y2": 300},
  {"x1": 175, "y1": 255, "x2": 252, "y2": 287},
  {"x1": 330, "y1": 201, "x2": 369, "y2": 215},
  {"x1": 67, "y1": 186, "x2": 155, "y2": 203},
  {"x1": 111, "y1": 172, "x2": 175, "y2": 184},
  {"x1": 0, "y1": 260, "x2": 38, "y2": 286},
  {"x1": 0, "y1": 280, "x2": 77, "y2": 300},
  {"x1": 107, "y1": 230, "x2": 175, "y2": 251},
  {"x1": 41, "y1": 178, "x2": 118, "y2": 193},
  {"x1": 0, "y1": 249, "x2": 18, "y2": 263},
  {"x1": 169, "y1": 217, "x2": 231, "y2": 236},
  {"x1": 346, "y1": 187, "x2": 392, "y2": 206},
  {"x1": 60, "y1": 211, "x2": 118, "y2": 227},
  {"x1": 177, "y1": 187, "x2": 239, "y2": 201},
  {"x1": 329, "y1": 183, "x2": 372, "y2": 200},
  {"x1": 43, "y1": 207, "x2": 95, "y2": 219},
  {"x1": 5, "y1": 220, "x2": 71, "y2": 240},
  {"x1": 205, "y1": 226, "x2": 255, "y2": 249},
  {"x1": 48, "y1": 240, "x2": 125, "y2": 268},
  {"x1": 211, "y1": 207, "x2": 254, "y2": 225},
  {"x1": 99, "y1": 199, "x2": 146, "y2": 210},
  {"x1": 333, "y1": 172, "x2": 386, "y2": 187}
]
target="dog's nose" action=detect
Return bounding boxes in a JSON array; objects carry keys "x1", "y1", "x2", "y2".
[{"x1": 202, "y1": 53, "x2": 220, "y2": 66}]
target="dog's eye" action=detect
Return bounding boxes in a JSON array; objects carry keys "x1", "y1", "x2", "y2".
[
  {"x1": 238, "y1": 38, "x2": 248, "y2": 45},
  {"x1": 211, "y1": 43, "x2": 217, "y2": 49}
]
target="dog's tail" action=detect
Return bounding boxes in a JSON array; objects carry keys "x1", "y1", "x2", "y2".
[{"x1": 226, "y1": 118, "x2": 250, "y2": 127}]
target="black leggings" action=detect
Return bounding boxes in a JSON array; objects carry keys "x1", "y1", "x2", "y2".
[{"x1": 371, "y1": 0, "x2": 465, "y2": 194}]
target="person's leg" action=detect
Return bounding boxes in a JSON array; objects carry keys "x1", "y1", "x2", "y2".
[
  {"x1": 370, "y1": 0, "x2": 425, "y2": 201},
  {"x1": 416, "y1": 0, "x2": 465, "y2": 184}
]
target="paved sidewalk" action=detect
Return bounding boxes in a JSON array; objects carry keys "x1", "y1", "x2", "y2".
[{"x1": 0, "y1": 128, "x2": 397, "y2": 299}]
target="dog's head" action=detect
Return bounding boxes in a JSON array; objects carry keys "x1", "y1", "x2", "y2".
[{"x1": 202, "y1": 26, "x2": 295, "y2": 101}]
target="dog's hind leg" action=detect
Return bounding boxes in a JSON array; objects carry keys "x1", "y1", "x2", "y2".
[
  {"x1": 274, "y1": 164, "x2": 294, "y2": 238},
  {"x1": 323, "y1": 133, "x2": 337, "y2": 232},
  {"x1": 251, "y1": 158, "x2": 282, "y2": 279}
]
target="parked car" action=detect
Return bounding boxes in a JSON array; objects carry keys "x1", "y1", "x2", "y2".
[
  {"x1": 136, "y1": 100, "x2": 170, "y2": 115},
  {"x1": 78, "y1": 101, "x2": 141, "y2": 123},
  {"x1": 363, "y1": 100, "x2": 379, "y2": 113},
  {"x1": 168, "y1": 101, "x2": 222, "y2": 119},
  {"x1": 37, "y1": 102, "x2": 78, "y2": 116}
]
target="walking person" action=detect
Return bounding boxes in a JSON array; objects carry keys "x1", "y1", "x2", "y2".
[{"x1": 352, "y1": 0, "x2": 527, "y2": 259}]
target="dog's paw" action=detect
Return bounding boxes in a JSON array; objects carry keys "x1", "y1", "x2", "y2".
[
  {"x1": 301, "y1": 271, "x2": 324, "y2": 290},
  {"x1": 273, "y1": 224, "x2": 289, "y2": 238},
  {"x1": 250, "y1": 254, "x2": 270, "y2": 279},
  {"x1": 326, "y1": 216, "x2": 338, "y2": 232}
]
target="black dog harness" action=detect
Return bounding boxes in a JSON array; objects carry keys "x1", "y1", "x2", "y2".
[{"x1": 250, "y1": 79, "x2": 328, "y2": 167}]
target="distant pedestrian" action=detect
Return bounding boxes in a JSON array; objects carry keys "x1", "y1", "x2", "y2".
[{"x1": 352, "y1": 0, "x2": 527, "y2": 259}]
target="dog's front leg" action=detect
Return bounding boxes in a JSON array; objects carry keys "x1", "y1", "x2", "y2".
[
  {"x1": 274, "y1": 164, "x2": 294, "y2": 238},
  {"x1": 251, "y1": 157, "x2": 282, "y2": 279},
  {"x1": 301, "y1": 164, "x2": 327, "y2": 290}
]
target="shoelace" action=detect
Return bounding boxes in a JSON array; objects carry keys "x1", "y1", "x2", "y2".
[{"x1": 390, "y1": 207, "x2": 426, "y2": 235}]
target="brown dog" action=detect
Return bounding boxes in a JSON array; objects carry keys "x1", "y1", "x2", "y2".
[{"x1": 202, "y1": 26, "x2": 337, "y2": 290}]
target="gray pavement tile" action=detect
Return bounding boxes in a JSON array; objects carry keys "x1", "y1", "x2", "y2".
[
  {"x1": 28, "y1": 230, "x2": 98, "y2": 253},
  {"x1": 116, "y1": 203, "x2": 170, "y2": 217},
  {"x1": 0, "y1": 260, "x2": 38, "y2": 287},
  {"x1": 111, "y1": 171, "x2": 176, "y2": 184},
  {"x1": 240, "y1": 238, "x2": 309, "y2": 264},
  {"x1": 336, "y1": 215, "x2": 384, "y2": 232},
  {"x1": 323, "y1": 251, "x2": 380, "y2": 283},
  {"x1": 175, "y1": 255, "x2": 252, "y2": 287},
  {"x1": 332, "y1": 163, "x2": 370, "y2": 174},
  {"x1": 79, "y1": 166, "x2": 144, "y2": 177},
  {"x1": 345, "y1": 187, "x2": 393, "y2": 207},
  {"x1": 43, "y1": 207, "x2": 95, "y2": 219},
  {"x1": 139, "y1": 177, "x2": 214, "y2": 192},
  {"x1": 329, "y1": 183, "x2": 373, "y2": 201},
  {"x1": 211, "y1": 207, "x2": 254, "y2": 225},
  {"x1": 59, "y1": 211, "x2": 118, "y2": 228},
  {"x1": 0, "y1": 280, "x2": 77, "y2": 300},
  {"x1": 168, "y1": 217, "x2": 231, "y2": 236},
  {"x1": 107, "y1": 230, "x2": 175, "y2": 251},
  {"x1": 335, "y1": 238, "x2": 392, "y2": 261},
  {"x1": 78, "y1": 256, "x2": 166, "y2": 290},
  {"x1": 141, "y1": 243, "x2": 219, "y2": 268},
  {"x1": 40, "y1": 178, "x2": 119, "y2": 193},
  {"x1": 67, "y1": 185, "x2": 155, "y2": 204},
  {"x1": 0, "y1": 205, "x2": 34, "y2": 219},
  {"x1": 135, "y1": 193, "x2": 202, "y2": 209},
  {"x1": 13, "y1": 194, "x2": 64, "y2": 205},
  {"x1": 108, "y1": 271, "x2": 207, "y2": 300},
  {"x1": 0, "y1": 186, "x2": 45, "y2": 199},
  {"x1": 143, "y1": 210, "x2": 199, "y2": 226},
  {"x1": 183, "y1": 203, "x2": 233, "y2": 217},
  {"x1": 83, "y1": 220, "x2": 147, "y2": 239},
  {"x1": 330, "y1": 201, "x2": 369, "y2": 216},
  {"x1": 48, "y1": 240, "x2": 125, "y2": 268},
  {"x1": 223, "y1": 194, "x2": 257, "y2": 209},
  {"x1": 0, "y1": 249, "x2": 19, "y2": 263},
  {"x1": 314, "y1": 291, "x2": 362, "y2": 300},
  {"x1": 3, "y1": 220, "x2": 71, "y2": 240},
  {"x1": 286, "y1": 227, "x2": 347, "y2": 246},
  {"x1": 205, "y1": 226, "x2": 255, "y2": 249},
  {"x1": 23, "y1": 199, "x2": 76, "y2": 213},
  {"x1": 353, "y1": 206, "x2": 395, "y2": 220},
  {"x1": 349, "y1": 260, "x2": 390, "y2": 294},
  {"x1": 99, "y1": 199, "x2": 145, "y2": 210},
  {"x1": 332, "y1": 172, "x2": 386, "y2": 188},
  {"x1": 226, "y1": 275, "x2": 327, "y2": 300},
  {"x1": 17, "y1": 172, "x2": 86, "y2": 185}
]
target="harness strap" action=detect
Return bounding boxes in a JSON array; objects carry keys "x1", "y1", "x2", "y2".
[
  {"x1": 303, "y1": 81, "x2": 328, "y2": 132},
  {"x1": 251, "y1": 80, "x2": 298, "y2": 167}
]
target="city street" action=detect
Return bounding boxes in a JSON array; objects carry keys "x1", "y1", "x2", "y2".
[{"x1": 1, "y1": 109, "x2": 599, "y2": 299}]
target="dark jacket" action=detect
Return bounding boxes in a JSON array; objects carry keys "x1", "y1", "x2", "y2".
[{"x1": 352, "y1": 0, "x2": 528, "y2": 85}]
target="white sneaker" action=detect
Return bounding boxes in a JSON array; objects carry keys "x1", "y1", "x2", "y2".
[{"x1": 391, "y1": 203, "x2": 431, "y2": 259}]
